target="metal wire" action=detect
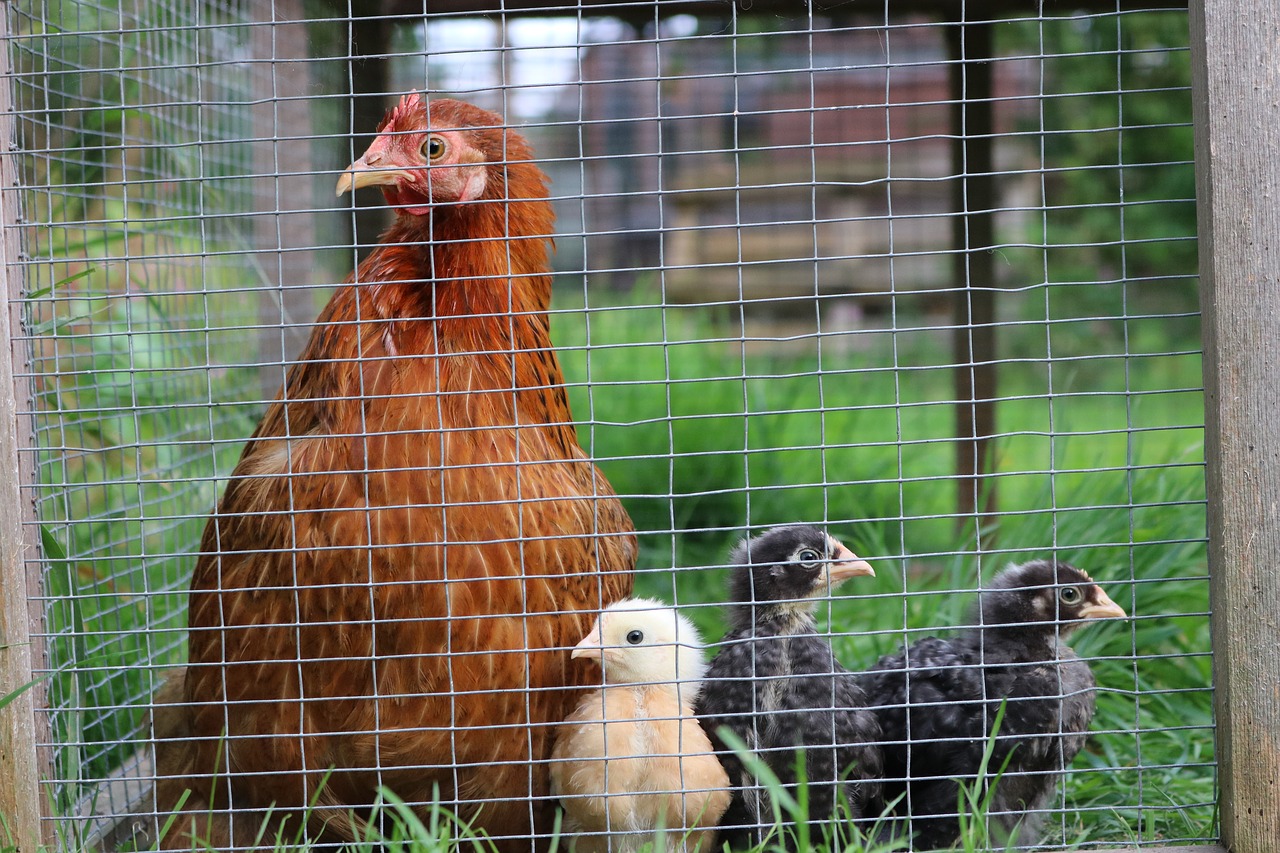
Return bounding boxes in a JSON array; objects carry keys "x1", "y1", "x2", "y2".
[{"x1": 3, "y1": 1, "x2": 1209, "y2": 850}]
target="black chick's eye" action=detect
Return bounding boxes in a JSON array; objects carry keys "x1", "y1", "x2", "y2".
[
  {"x1": 1059, "y1": 586, "x2": 1082, "y2": 605},
  {"x1": 422, "y1": 135, "x2": 446, "y2": 161},
  {"x1": 625, "y1": 629, "x2": 644, "y2": 645},
  {"x1": 797, "y1": 548, "x2": 822, "y2": 568}
]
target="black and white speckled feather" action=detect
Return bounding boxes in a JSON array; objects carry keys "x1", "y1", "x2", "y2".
[
  {"x1": 695, "y1": 525, "x2": 883, "y2": 849},
  {"x1": 858, "y1": 559, "x2": 1126, "y2": 850}
]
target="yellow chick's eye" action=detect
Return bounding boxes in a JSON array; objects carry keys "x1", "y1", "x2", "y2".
[
  {"x1": 422, "y1": 135, "x2": 447, "y2": 161},
  {"x1": 625, "y1": 630, "x2": 644, "y2": 645},
  {"x1": 1059, "y1": 587, "x2": 1081, "y2": 604}
]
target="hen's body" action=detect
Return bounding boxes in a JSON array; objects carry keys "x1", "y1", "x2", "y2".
[{"x1": 167, "y1": 96, "x2": 636, "y2": 850}]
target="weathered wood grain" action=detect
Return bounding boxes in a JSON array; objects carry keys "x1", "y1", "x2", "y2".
[
  {"x1": 0, "y1": 9, "x2": 45, "y2": 852},
  {"x1": 1191, "y1": 1, "x2": 1280, "y2": 850}
]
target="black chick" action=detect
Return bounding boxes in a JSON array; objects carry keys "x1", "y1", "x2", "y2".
[
  {"x1": 858, "y1": 559, "x2": 1127, "y2": 850},
  {"x1": 696, "y1": 525, "x2": 883, "y2": 850}
]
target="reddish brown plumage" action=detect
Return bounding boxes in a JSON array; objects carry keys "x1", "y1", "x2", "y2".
[{"x1": 161, "y1": 96, "x2": 636, "y2": 850}]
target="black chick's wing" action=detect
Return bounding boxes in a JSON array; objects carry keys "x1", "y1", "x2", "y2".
[
  {"x1": 859, "y1": 636, "x2": 994, "y2": 850},
  {"x1": 697, "y1": 631, "x2": 786, "y2": 785},
  {"x1": 778, "y1": 636, "x2": 883, "y2": 812},
  {"x1": 982, "y1": 648, "x2": 1098, "y2": 842},
  {"x1": 736, "y1": 633, "x2": 879, "y2": 853},
  {"x1": 696, "y1": 631, "x2": 783, "y2": 847}
]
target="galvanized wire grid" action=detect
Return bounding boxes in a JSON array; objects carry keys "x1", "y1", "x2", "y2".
[{"x1": 4, "y1": 1, "x2": 1210, "y2": 850}]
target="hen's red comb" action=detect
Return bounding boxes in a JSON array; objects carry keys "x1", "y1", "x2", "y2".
[{"x1": 378, "y1": 91, "x2": 424, "y2": 133}]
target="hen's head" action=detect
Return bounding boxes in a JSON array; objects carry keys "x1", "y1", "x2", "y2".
[
  {"x1": 572, "y1": 598, "x2": 707, "y2": 693},
  {"x1": 336, "y1": 94, "x2": 545, "y2": 216},
  {"x1": 977, "y1": 559, "x2": 1127, "y2": 635},
  {"x1": 725, "y1": 524, "x2": 874, "y2": 627}
]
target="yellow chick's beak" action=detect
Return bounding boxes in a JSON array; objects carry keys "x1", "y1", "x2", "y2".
[
  {"x1": 824, "y1": 539, "x2": 876, "y2": 586},
  {"x1": 1079, "y1": 588, "x2": 1127, "y2": 620},
  {"x1": 335, "y1": 155, "x2": 414, "y2": 197},
  {"x1": 571, "y1": 623, "x2": 605, "y2": 661}
]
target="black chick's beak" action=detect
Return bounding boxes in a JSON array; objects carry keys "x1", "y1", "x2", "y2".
[
  {"x1": 1078, "y1": 587, "x2": 1127, "y2": 620},
  {"x1": 823, "y1": 539, "x2": 875, "y2": 587}
]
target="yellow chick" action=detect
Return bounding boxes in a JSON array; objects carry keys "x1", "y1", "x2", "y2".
[{"x1": 551, "y1": 598, "x2": 730, "y2": 853}]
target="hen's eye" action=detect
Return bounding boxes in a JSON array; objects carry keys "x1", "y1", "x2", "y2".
[
  {"x1": 625, "y1": 630, "x2": 644, "y2": 645},
  {"x1": 797, "y1": 549, "x2": 822, "y2": 567},
  {"x1": 422, "y1": 135, "x2": 446, "y2": 161},
  {"x1": 1059, "y1": 587, "x2": 1081, "y2": 604}
]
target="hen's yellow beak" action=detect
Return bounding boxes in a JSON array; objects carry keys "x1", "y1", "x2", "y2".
[{"x1": 335, "y1": 156, "x2": 413, "y2": 196}]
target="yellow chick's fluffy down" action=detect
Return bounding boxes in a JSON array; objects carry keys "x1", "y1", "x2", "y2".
[{"x1": 551, "y1": 598, "x2": 730, "y2": 853}]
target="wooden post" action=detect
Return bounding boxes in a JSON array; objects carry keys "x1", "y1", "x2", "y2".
[
  {"x1": 947, "y1": 17, "x2": 998, "y2": 524},
  {"x1": 251, "y1": 0, "x2": 326, "y2": 393},
  {"x1": 0, "y1": 11, "x2": 46, "y2": 852},
  {"x1": 0, "y1": 275, "x2": 42, "y2": 853},
  {"x1": 1190, "y1": 2, "x2": 1280, "y2": 851}
]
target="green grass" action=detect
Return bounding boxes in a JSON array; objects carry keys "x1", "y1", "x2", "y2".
[{"x1": 554, "y1": 297, "x2": 1203, "y2": 563}]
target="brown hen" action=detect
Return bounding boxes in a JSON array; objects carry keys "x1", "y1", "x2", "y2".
[{"x1": 158, "y1": 95, "x2": 636, "y2": 851}]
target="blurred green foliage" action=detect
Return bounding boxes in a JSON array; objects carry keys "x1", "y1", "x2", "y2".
[{"x1": 1007, "y1": 12, "x2": 1199, "y2": 345}]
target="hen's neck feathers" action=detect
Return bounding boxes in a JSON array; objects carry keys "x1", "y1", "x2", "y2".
[
  {"x1": 359, "y1": 159, "x2": 555, "y2": 327},
  {"x1": 317, "y1": 159, "x2": 569, "y2": 437}
]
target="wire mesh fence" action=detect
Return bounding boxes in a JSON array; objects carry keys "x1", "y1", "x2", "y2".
[{"x1": 2, "y1": 1, "x2": 1213, "y2": 851}]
